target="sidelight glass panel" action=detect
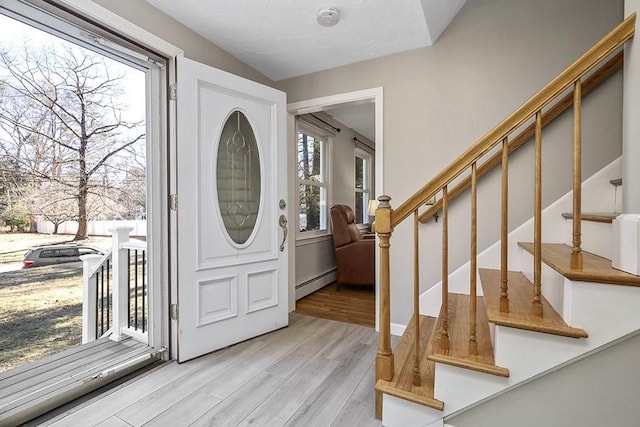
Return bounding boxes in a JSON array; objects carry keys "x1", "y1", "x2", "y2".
[{"x1": 216, "y1": 111, "x2": 261, "y2": 245}]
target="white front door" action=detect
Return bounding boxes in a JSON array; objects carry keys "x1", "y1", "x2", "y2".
[{"x1": 176, "y1": 57, "x2": 288, "y2": 362}]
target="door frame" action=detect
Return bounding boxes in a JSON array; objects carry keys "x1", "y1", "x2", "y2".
[{"x1": 287, "y1": 87, "x2": 384, "y2": 329}]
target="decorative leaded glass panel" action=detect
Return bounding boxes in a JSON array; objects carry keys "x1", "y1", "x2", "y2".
[{"x1": 216, "y1": 111, "x2": 261, "y2": 245}]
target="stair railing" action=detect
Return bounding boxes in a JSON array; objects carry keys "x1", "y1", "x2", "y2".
[
  {"x1": 81, "y1": 226, "x2": 148, "y2": 345},
  {"x1": 374, "y1": 13, "x2": 635, "y2": 417}
]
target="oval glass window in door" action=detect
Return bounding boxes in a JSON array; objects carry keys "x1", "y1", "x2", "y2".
[{"x1": 216, "y1": 110, "x2": 261, "y2": 245}]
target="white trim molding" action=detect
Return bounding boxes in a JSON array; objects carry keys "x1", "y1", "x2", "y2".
[{"x1": 54, "y1": 0, "x2": 183, "y2": 57}]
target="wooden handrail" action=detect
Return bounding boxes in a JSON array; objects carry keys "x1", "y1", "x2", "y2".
[
  {"x1": 418, "y1": 51, "x2": 624, "y2": 224},
  {"x1": 391, "y1": 14, "x2": 635, "y2": 228}
]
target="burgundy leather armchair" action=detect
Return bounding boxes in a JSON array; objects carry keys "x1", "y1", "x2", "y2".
[{"x1": 329, "y1": 205, "x2": 375, "y2": 289}]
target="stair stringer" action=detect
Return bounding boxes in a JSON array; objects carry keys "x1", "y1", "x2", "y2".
[
  {"x1": 383, "y1": 157, "x2": 626, "y2": 426},
  {"x1": 444, "y1": 330, "x2": 640, "y2": 427}
]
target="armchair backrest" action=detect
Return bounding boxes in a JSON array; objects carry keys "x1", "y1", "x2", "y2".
[{"x1": 330, "y1": 205, "x2": 363, "y2": 248}]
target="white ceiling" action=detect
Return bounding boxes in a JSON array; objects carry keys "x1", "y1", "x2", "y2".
[
  {"x1": 145, "y1": 0, "x2": 466, "y2": 142},
  {"x1": 326, "y1": 103, "x2": 375, "y2": 141},
  {"x1": 146, "y1": 0, "x2": 466, "y2": 82}
]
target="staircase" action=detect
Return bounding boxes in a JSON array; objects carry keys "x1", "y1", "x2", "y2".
[{"x1": 373, "y1": 14, "x2": 639, "y2": 426}]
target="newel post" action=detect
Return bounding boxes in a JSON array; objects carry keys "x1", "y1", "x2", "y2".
[
  {"x1": 81, "y1": 254, "x2": 103, "y2": 344},
  {"x1": 111, "y1": 226, "x2": 133, "y2": 342},
  {"x1": 375, "y1": 195, "x2": 393, "y2": 419}
]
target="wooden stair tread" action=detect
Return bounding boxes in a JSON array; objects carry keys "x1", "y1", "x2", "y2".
[
  {"x1": 518, "y1": 242, "x2": 640, "y2": 287},
  {"x1": 375, "y1": 315, "x2": 444, "y2": 411},
  {"x1": 427, "y1": 294, "x2": 509, "y2": 377},
  {"x1": 561, "y1": 212, "x2": 618, "y2": 223},
  {"x1": 479, "y1": 269, "x2": 588, "y2": 338}
]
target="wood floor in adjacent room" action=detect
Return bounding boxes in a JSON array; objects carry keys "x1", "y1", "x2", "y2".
[
  {"x1": 295, "y1": 282, "x2": 375, "y2": 328},
  {"x1": 31, "y1": 313, "x2": 381, "y2": 427}
]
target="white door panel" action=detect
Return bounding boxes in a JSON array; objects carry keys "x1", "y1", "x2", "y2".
[{"x1": 176, "y1": 57, "x2": 288, "y2": 362}]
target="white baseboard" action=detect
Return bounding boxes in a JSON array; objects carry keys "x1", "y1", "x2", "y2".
[
  {"x1": 295, "y1": 269, "x2": 337, "y2": 300},
  {"x1": 391, "y1": 322, "x2": 406, "y2": 337}
]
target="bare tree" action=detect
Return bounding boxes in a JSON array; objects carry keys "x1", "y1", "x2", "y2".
[
  {"x1": 0, "y1": 41, "x2": 145, "y2": 239},
  {"x1": 21, "y1": 180, "x2": 75, "y2": 234}
]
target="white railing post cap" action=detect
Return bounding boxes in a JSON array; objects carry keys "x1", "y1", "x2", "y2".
[{"x1": 108, "y1": 226, "x2": 134, "y2": 234}]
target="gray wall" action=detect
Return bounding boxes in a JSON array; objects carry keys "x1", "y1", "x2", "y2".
[
  {"x1": 93, "y1": 0, "x2": 273, "y2": 86},
  {"x1": 277, "y1": 0, "x2": 624, "y2": 324},
  {"x1": 448, "y1": 333, "x2": 640, "y2": 427}
]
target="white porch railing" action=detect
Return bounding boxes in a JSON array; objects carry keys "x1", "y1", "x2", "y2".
[{"x1": 81, "y1": 226, "x2": 148, "y2": 345}]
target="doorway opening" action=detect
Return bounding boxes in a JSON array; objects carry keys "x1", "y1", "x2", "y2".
[
  {"x1": 0, "y1": 1, "x2": 171, "y2": 423},
  {"x1": 287, "y1": 88, "x2": 384, "y2": 330}
]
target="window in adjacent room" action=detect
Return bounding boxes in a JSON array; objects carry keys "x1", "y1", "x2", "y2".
[
  {"x1": 354, "y1": 148, "x2": 372, "y2": 224},
  {"x1": 297, "y1": 125, "x2": 329, "y2": 236}
]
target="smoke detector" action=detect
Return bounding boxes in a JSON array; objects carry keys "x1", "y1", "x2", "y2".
[{"x1": 317, "y1": 7, "x2": 340, "y2": 27}]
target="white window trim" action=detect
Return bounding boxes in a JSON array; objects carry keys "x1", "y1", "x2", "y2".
[{"x1": 295, "y1": 121, "x2": 332, "y2": 241}]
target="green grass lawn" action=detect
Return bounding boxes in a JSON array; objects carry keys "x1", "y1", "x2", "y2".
[
  {"x1": 0, "y1": 262, "x2": 84, "y2": 371},
  {"x1": 0, "y1": 233, "x2": 111, "y2": 372}
]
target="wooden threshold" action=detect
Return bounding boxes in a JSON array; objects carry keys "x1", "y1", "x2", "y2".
[
  {"x1": 561, "y1": 212, "x2": 617, "y2": 223},
  {"x1": 0, "y1": 337, "x2": 160, "y2": 426},
  {"x1": 479, "y1": 269, "x2": 587, "y2": 338},
  {"x1": 518, "y1": 242, "x2": 640, "y2": 287},
  {"x1": 427, "y1": 294, "x2": 509, "y2": 377},
  {"x1": 375, "y1": 315, "x2": 444, "y2": 411}
]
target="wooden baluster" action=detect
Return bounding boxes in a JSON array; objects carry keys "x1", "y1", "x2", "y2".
[
  {"x1": 469, "y1": 163, "x2": 478, "y2": 356},
  {"x1": 441, "y1": 186, "x2": 450, "y2": 350},
  {"x1": 413, "y1": 210, "x2": 421, "y2": 386},
  {"x1": 571, "y1": 79, "x2": 583, "y2": 270},
  {"x1": 500, "y1": 137, "x2": 510, "y2": 312},
  {"x1": 375, "y1": 195, "x2": 393, "y2": 419},
  {"x1": 532, "y1": 112, "x2": 544, "y2": 317}
]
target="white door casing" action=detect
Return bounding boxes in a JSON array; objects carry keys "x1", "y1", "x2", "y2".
[{"x1": 176, "y1": 57, "x2": 288, "y2": 362}]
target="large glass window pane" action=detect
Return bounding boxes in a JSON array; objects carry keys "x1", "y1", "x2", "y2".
[
  {"x1": 355, "y1": 191, "x2": 364, "y2": 223},
  {"x1": 355, "y1": 156, "x2": 364, "y2": 189},
  {"x1": 299, "y1": 184, "x2": 323, "y2": 232},
  {"x1": 297, "y1": 132, "x2": 322, "y2": 182},
  {"x1": 354, "y1": 152, "x2": 370, "y2": 224},
  {"x1": 297, "y1": 127, "x2": 327, "y2": 236}
]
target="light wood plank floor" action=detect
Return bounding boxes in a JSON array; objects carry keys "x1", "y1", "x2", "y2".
[{"x1": 30, "y1": 313, "x2": 381, "y2": 427}]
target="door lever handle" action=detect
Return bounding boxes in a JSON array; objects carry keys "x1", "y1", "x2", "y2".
[{"x1": 279, "y1": 215, "x2": 288, "y2": 252}]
